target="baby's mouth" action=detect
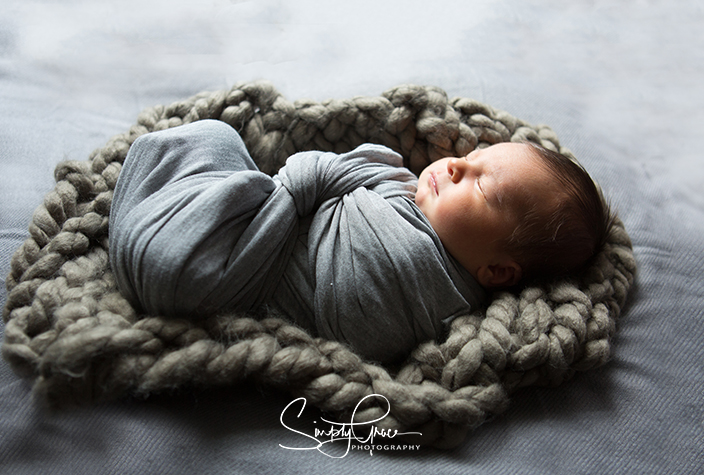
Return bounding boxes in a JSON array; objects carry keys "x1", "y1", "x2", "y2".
[{"x1": 430, "y1": 172, "x2": 438, "y2": 195}]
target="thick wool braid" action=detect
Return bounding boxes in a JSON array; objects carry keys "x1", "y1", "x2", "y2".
[{"x1": 2, "y1": 81, "x2": 636, "y2": 449}]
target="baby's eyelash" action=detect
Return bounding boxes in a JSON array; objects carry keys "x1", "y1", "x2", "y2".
[{"x1": 477, "y1": 178, "x2": 488, "y2": 200}]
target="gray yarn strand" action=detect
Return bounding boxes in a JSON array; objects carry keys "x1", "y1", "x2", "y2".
[{"x1": 2, "y1": 80, "x2": 636, "y2": 449}]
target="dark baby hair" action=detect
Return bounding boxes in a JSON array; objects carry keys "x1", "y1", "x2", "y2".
[{"x1": 505, "y1": 142, "x2": 615, "y2": 283}]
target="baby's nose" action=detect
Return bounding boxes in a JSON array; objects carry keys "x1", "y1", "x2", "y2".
[{"x1": 447, "y1": 157, "x2": 468, "y2": 182}]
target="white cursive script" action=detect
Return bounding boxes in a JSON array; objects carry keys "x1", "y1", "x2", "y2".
[{"x1": 279, "y1": 394, "x2": 422, "y2": 458}]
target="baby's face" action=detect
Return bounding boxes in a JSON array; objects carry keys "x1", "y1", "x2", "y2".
[{"x1": 415, "y1": 143, "x2": 556, "y2": 283}]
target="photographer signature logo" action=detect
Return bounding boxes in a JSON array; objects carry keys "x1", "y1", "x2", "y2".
[{"x1": 279, "y1": 394, "x2": 422, "y2": 458}]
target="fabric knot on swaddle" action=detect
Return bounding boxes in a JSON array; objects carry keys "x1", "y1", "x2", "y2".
[
  {"x1": 277, "y1": 144, "x2": 417, "y2": 216},
  {"x1": 109, "y1": 120, "x2": 485, "y2": 363}
]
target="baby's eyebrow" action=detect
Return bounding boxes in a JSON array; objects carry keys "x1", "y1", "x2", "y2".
[
  {"x1": 491, "y1": 173, "x2": 507, "y2": 209},
  {"x1": 494, "y1": 187, "x2": 505, "y2": 208},
  {"x1": 487, "y1": 168, "x2": 505, "y2": 208}
]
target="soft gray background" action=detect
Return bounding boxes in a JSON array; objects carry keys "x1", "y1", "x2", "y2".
[{"x1": 1, "y1": 1, "x2": 703, "y2": 473}]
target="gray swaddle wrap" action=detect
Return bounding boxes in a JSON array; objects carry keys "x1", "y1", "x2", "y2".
[{"x1": 109, "y1": 120, "x2": 485, "y2": 363}]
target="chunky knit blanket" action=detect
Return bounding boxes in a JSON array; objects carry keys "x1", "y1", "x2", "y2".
[{"x1": 2, "y1": 81, "x2": 636, "y2": 448}]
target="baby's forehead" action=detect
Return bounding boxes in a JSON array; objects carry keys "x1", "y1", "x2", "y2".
[{"x1": 490, "y1": 144, "x2": 556, "y2": 207}]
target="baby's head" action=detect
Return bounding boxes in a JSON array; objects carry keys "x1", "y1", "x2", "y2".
[{"x1": 415, "y1": 142, "x2": 613, "y2": 288}]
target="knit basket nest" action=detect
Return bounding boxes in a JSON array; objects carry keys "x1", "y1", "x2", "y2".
[{"x1": 2, "y1": 81, "x2": 636, "y2": 448}]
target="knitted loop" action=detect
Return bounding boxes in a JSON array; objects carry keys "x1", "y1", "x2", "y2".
[{"x1": 2, "y1": 80, "x2": 636, "y2": 449}]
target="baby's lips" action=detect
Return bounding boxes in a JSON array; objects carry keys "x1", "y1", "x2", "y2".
[{"x1": 430, "y1": 172, "x2": 438, "y2": 195}]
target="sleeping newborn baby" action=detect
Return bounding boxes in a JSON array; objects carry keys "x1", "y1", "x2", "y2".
[{"x1": 109, "y1": 119, "x2": 611, "y2": 364}]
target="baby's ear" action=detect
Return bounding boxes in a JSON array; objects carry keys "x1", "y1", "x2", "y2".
[{"x1": 477, "y1": 261, "x2": 522, "y2": 288}]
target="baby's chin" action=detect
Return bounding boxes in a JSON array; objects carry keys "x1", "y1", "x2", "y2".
[{"x1": 414, "y1": 174, "x2": 430, "y2": 208}]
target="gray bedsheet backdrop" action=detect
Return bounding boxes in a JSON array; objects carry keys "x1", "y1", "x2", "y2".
[{"x1": 1, "y1": 1, "x2": 702, "y2": 474}]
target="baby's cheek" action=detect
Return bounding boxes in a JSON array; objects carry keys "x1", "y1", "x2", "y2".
[{"x1": 435, "y1": 208, "x2": 467, "y2": 246}]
